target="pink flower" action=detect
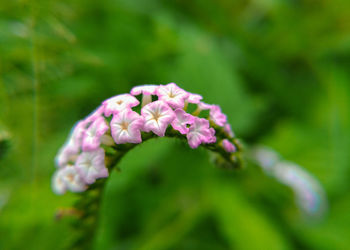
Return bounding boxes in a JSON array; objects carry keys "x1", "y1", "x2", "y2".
[
  {"x1": 197, "y1": 102, "x2": 212, "y2": 111},
  {"x1": 130, "y1": 85, "x2": 158, "y2": 95},
  {"x1": 209, "y1": 105, "x2": 227, "y2": 127},
  {"x1": 55, "y1": 145, "x2": 78, "y2": 168},
  {"x1": 141, "y1": 101, "x2": 175, "y2": 136},
  {"x1": 207, "y1": 128, "x2": 217, "y2": 143},
  {"x1": 171, "y1": 109, "x2": 194, "y2": 135},
  {"x1": 52, "y1": 169, "x2": 67, "y2": 194},
  {"x1": 52, "y1": 165, "x2": 86, "y2": 194},
  {"x1": 131, "y1": 85, "x2": 159, "y2": 107},
  {"x1": 156, "y1": 83, "x2": 189, "y2": 109},
  {"x1": 67, "y1": 121, "x2": 87, "y2": 150},
  {"x1": 110, "y1": 109, "x2": 144, "y2": 144},
  {"x1": 222, "y1": 139, "x2": 236, "y2": 153},
  {"x1": 55, "y1": 121, "x2": 87, "y2": 167},
  {"x1": 186, "y1": 93, "x2": 203, "y2": 104},
  {"x1": 102, "y1": 94, "x2": 139, "y2": 117},
  {"x1": 82, "y1": 117, "x2": 109, "y2": 151},
  {"x1": 224, "y1": 123, "x2": 234, "y2": 138},
  {"x1": 75, "y1": 148, "x2": 109, "y2": 184},
  {"x1": 186, "y1": 117, "x2": 214, "y2": 148}
]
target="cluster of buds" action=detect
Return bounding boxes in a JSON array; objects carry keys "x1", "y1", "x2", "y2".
[{"x1": 52, "y1": 83, "x2": 240, "y2": 194}]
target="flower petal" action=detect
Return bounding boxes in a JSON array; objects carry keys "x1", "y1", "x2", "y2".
[
  {"x1": 156, "y1": 83, "x2": 189, "y2": 109},
  {"x1": 186, "y1": 117, "x2": 213, "y2": 148},
  {"x1": 224, "y1": 123, "x2": 234, "y2": 138},
  {"x1": 209, "y1": 105, "x2": 227, "y2": 126},
  {"x1": 55, "y1": 120, "x2": 87, "y2": 167},
  {"x1": 75, "y1": 148, "x2": 108, "y2": 184},
  {"x1": 110, "y1": 109, "x2": 144, "y2": 144},
  {"x1": 186, "y1": 93, "x2": 203, "y2": 104},
  {"x1": 141, "y1": 100, "x2": 175, "y2": 136},
  {"x1": 222, "y1": 139, "x2": 236, "y2": 153},
  {"x1": 171, "y1": 109, "x2": 195, "y2": 135},
  {"x1": 103, "y1": 94, "x2": 139, "y2": 117},
  {"x1": 82, "y1": 117, "x2": 109, "y2": 151},
  {"x1": 130, "y1": 85, "x2": 159, "y2": 95}
]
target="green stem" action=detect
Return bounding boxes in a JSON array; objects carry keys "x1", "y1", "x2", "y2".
[{"x1": 70, "y1": 130, "x2": 242, "y2": 249}]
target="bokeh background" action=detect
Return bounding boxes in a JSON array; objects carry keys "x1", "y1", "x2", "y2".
[{"x1": 1, "y1": 0, "x2": 350, "y2": 249}]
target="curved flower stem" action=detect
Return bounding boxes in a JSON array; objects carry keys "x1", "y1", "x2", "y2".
[
  {"x1": 70, "y1": 130, "x2": 242, "y2": 250},
  {"x1": 71, "y1": 178, "x2": 106, "y2": 250}
]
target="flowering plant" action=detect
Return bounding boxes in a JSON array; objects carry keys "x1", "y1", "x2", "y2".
[
  {"x1": 53, "y1": 83, "x2": 242, "y2": 195},
  {"x1": 53, "y1": 83, "x2": 242, "y2": 249}
]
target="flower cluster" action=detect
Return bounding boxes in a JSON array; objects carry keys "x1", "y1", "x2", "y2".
[{"x1": 53, "y1": 83, "x2": 237, "y2": 194}]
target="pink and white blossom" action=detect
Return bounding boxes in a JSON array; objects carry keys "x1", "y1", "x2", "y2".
[
  {"x1": 207, "y1": 128, "x2": 217, "y2": 143},
  {"x1": 55, "y1": 145, "x2": 78, "y2": 168},
  {"x1": 222, "y1": 139, "x2": 236, "y2": 153},
  {"x1": 110, "y1": 109, "x2": 144, "y2": 144},
  {"x1": 53, "y1": 83, "x2": 239, "y2": 194},
  {"x1": 75, "y1": 148, "x2": 108, "y2": 184},
  {"x1": 52, "y1": 165, "x2": 86, "y2": 194},
  {"x1": 186, "y1": 117, "x2": 214, "y2": 148},
  {"x1": 131, "y1": 85, "x2": 159, "y2": 107},
  {"x1": 130, "y1": 85, "x2": 158, "y2": 95},
  {"x1": 171, "y1": 109, "x2": 194, "y2": 135},
  {"x1": 197, "y1": 102, "x2": 212, "y2": 111},
  {"x1": 55, "y1": 120, "x2": 87, "y2": 167},
  {"x1": 141, "y1": 101, "x2": 175, "y2": 136},
  {"x1": 52, "y1": 168, "x2": 68, "y2": 195},
  {"x1": 186, "y1": 93, "x2": 203, "y2": 104},
  {"x1": 156, "y1": 83, "x2": 189, "y2": 109},
  {"x1": 209, "y1": 105, "x2": 227, "y2": 127},
  {"x1": 102, "y1": 94, "x2": 139, "y2": 117},
  {"x1": 82, "y1": 117, "x2": 109, "y2": 151}
]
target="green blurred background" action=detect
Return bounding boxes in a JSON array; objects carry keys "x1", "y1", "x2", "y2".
[{"x1": 1, "y1": 0, "x2": 350, "y2": 249}]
